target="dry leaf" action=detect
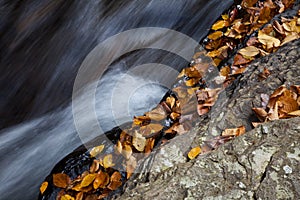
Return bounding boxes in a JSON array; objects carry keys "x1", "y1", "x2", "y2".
[
  {"x1": 81, "y1": 173, "x2": 96, "y2": 188},
  {"x1": 208, "y1": 31, "x2": 223, "y2": 40},
  {"x1": 76, "y1": 192, "x2": 84, "y2": 200},
  {"x1": 53, "y1": 173, "x2": 70, "y2": 189},
  {"x1": 239, "y1": 46, "x2": 260, "y2": 57},
  {"x1": 288, "y1": 110, "x2": 300, "y2": 116},
  {"x1": 39, "y1": 181, "x2": 48, "y2": 194},
  {"x1": 89, "y1": 160, "x2": 100, "y2": 173},
  {"x1": 132, "y1": 131, "x2": 146, "y2": 152},
  {"x1": 122, "y1": 144, "x2": 132, "y2": 160},
  {"x1": 93, "y1": 171, "x2": 110, "y2": 189},
  {"x1": 233, "y1": 54, "x2": 252, "y2": 65},
  {"x1": 258, "y1": 30, "x2": 280, "y2": 49},
  {"x1": 133, "y1": 116, "x2": 151, "y2": 126},
  {"x1": 281, "y1": 34, "x2": 300, "y2": 46},
  {"x1": 241, "y1": 0, "x2": 258, "y2": 8},
  {"x1": 166, "y1": 96, "x2": 176, "y2": 108},
  {"x1": 252, "y1": 108, "x2": 268, "y2": 121},
  {"x1": 211, "y1": 20, "x2": 226, "y2": 30},
  {"x1": 107, "y1": 171, "x2": 122, "y2": 191},
  {"x1": 145, "y1": 138, "x2": 155, "y2": 156},
  {"x1": 188, "y1": 146, "x2": 201, "y2": 160},
  {"x1": 89, "y1": 145, "x2": 105, "y2": 157},
  {"x1": 170, "y1": 112, "x2": 181, "y2": 120},
  {"x1": 126, "y1": 156, "x2": 137, "y2": 179},
  {"x1": 222, "y1": 126, "x2": 246, "y2": 136},
  {"x1": 61, "y1": 194, "x2": 75, "y2": 200},
  {"x1": 146, "y1": 105, "x2": 167, "y2": 121},
  {"x1": 103, "y1": 154, "x2": 115, "y2": 169}
]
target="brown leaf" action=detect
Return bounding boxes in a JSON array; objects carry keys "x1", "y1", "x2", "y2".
[
  {"x1": 241, "y1": 0, "x2": 258, "y2": 8},
  {"x1": 145, "y1": 138, "x2": 155, "y2": 156},
  {"x1": 93, "y1": 171, "x2": 110, "y2": 189},
  {"x1": 39, "y1": 181, "x2": 48, "y2": 194},
  {"x1": 122, "y1": 144, "x2": 132, "y2": 160},
  {"x1": 258, "y1": 68, "x2": 271, "y2": 81},
  {"x1": 89, "y1": 145, "x2": 105, "y2": 158},
  {"x1": 252, "y1": 107, "x2": 268, "y2": 122},
  {"x1": 146, "y1": 105, "x2": 167, "y2": 121},
  {"x1": 281, "y1": 34, "x2": 300, "y2": 46},
  {"x1": 287, "y1": 110, "x2": 300, "y2": 116},
  {"x1": 221, "y1": 126, "x2": 246, "y2": 137},
  {"x1": 220, "y1": 66, "x2": 230, "y2": 77},
  {"x1": 133, "y1": 116, "x2": 151, "y2": 126},
  {"x1": 53, "y1": 173, "x2": 70, "y2": 189},
  {"x1": 273, "y1": 20, "x2": 285, "y2": 34},
  {"x1": 75, "y1": 192, "x2": 84, "y2": 200},
  {"x1": 233, "y1": 54, "x2": 252, "y2": 65},
  {"x1": 170, "y1": 112, "x2": 181, "y2": 121},
  {"x1": 166, "y1": 96, "x2": 176, "y2": 109},
  {"x1": 188, "y1": 146, "x2": 201, "y2": 160},
  {"x1": 103, "y1": 154, "x2": 115, "y2": 169}
]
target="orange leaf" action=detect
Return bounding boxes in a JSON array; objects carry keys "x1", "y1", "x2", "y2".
[
  {"x1": 39, "y1": 181, "x2": 48, "y2": 194},
  {"x1": 53, "y1": 173, "x2": 70, "y2": 189},
  {"x1": 188, "y1": 146, "x2": 201, "y2": 160},
  {"x1": 61, "y1": 194, "x2": 75, "y2": 200},
  {"x1": 93, "y1": 171, "x2": 110, "y2": 189},
  {"x1": 75, "y1": 192, "x2": 83, "y2": 200},
  {"x1": 81, "y1": 173, "x2": 96, "y2": 188},
  {"x1": 208, "y1": 31, "x2": 223, "y2": 40},
  {"x1": 211, "y1": 20, "x2": 226, "y2": 30}
]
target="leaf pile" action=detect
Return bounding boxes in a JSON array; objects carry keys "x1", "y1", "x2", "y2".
[
  {"x1": 252, "y1": 85, "x2": 300, "y2": 126},
  {"x1": 204, "y1": 0, "x2": 298, "y2": 80}
]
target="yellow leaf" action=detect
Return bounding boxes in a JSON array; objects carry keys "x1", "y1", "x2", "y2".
[
  {"x1": 281, "y1": 34, "x2": 300, "y2": 46},
  {"x1": 89, "y1": 145, "x2": 105, "y2": 157},
  {"x1": 188, "y1": 146, "x2": 201, "y2": 160},
  {"x1": 222, "y1": 14, "x2": 229, "y2": 20},
  {"x1": 103, "y1": 154, "x2": 115, "y2": 168},
  {"x1": 61, "y1": 194, "x2": 75, "y2": 200},
  {"x1": 81, "y1": 173, "x2": 96, "y2": 188},
  {"x1": 208, "y1": 31, "x2": 223, "y2": 40},
  {"x1": 258, "y1": 30, "x2": 280, "y2": 49},
  {"x1": 39, "y1": 181, "x2": 48, "y2": 194},
  {"x1": 239, "y1": 46, "x2": 260, "y2": 57},
  {"x1": 211, "y1": 20, "x2": 226, "y2": 30}
]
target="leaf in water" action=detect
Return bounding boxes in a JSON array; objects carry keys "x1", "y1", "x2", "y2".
[
  {"x1": 61, "y1": 194, "x2": 75, "y2": 200},
  {"x1": 39, "y1": 181, "x2": 48, "y2": 194},
  {"x1": 239, "y1": 46, "x2": 260, "y2": 57},
  {"x1": 188, "y1": 146, "x2": 201, "y2": 160},
  {"x1": 89, "y1": 145, "x2": 105, "y2": 158},
  {"x1": 81, "y1": 173, "x2": 96, "y2": 188},
  {"x1": 103, "y1": 154, "x2": 115, "y2": 169},
  {"x1": 53, "y1": 173, "x2": 70, "y2": 189},
  {"x1": 132, "y1": 131, "x2": 146, "y2": 152}
]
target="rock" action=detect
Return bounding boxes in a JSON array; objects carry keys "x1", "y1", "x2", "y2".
[{"x1": 115, "y1": 40, "x2": 300, "y2": 200}]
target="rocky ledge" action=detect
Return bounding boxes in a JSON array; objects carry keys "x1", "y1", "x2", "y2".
[{"x1": 116, "y1": 39, "x2": 300, "y2": 200}]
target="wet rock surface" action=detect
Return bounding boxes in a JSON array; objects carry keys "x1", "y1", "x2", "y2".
[{"x1": 115, "y1": 40, "x2": 300, "y2": 199}]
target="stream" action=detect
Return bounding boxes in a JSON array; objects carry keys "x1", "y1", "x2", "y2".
[{"x1": 0, "y1": 1, "x2": 233, "y2": 199}]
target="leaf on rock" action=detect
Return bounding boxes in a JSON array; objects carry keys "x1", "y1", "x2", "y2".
[
  {"x1": 252, "y1": 107, "x2": 268, "y2": 121},
  {"x1": 53, "y1": 173, "x2": 70, "y2": 189},
  {"x1": 89, "y1": 145, "x2": 105, "y2": 158},
  {"x1": 81, "y1": 173, "x2": 96, "y2": 188},
  {"x1": 132, "y1": 131, "x2": 146, "y2": 152},
  {"x1": 146, "y1": 105, "x2": 167, "y2": 121},
  {"x1": 107, "y1": 171, "x2": 122, "y2": 191},
  {"x1": 61, "y1": 194, "x2": 75, "y2": 200},
  {"x1": 221, "y1": 126, "x2": 246, "y2": 137},
  {"x1": 188, "y1": 146, "x2": 201, "y2": 160},
  {"x1": 39, "y1": 181, "x2": 48, "y2": 194},
  {"x1": 258, "y1": 30, "x2": 280, "y2": 49},
  {"x1": 233, "y1": 54, "x2": 252, "y2": 65},
  {"x1": 211, "y1": 20, "x2": 226, "y2": 30},
  {"x1": 103, "y1": 154, "x2": 115, "y2": 169},
  {"x1": 239, "y1": 46, "x2": 260, "y2": 57},
  {"x1": 281, "y1": 34, "x2": 300, "y2": 46}
]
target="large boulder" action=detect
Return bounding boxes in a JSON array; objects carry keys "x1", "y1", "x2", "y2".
[{"x1": 116, "y1": 39, "x2": 300, "y2": 199}]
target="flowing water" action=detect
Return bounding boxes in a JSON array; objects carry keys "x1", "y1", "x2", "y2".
[{"x1": 0, "y1": 1, "x2": 233, "y2": 199}]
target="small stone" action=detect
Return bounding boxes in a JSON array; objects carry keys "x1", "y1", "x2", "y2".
[{"x1": 283, "y1": 165, "x2": 292, "y2": 174}]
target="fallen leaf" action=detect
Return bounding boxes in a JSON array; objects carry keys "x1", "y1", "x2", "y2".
[
  {"x1": 239, "y1": 46, "x2": 260, "y2": 57},
  {"x1": 258, "y1": 30, "x2": 281, "y2": 49},
  {"x1": 39, "y1": 181, "x2": 48, "y2": 194},
  {"x1": 133, "y1": 116, "x2": 151, "y2": 126},
  {"x1": 61, "y1": 194, "x2": 75, "y2": 200},
  {"x1": 89, "y1": 160, "x2": 100, "y2": 173},
  {"x1": 211, "y1": 20, "x2": 226, "y2": 30},
  {"x1": 146, "y1": 105, "x2": 167, "y2": 121},
  {"x1": 93, "y1": 171, "x2": 110, "y2": 189},
  {"x1": 233, "y1": 54, "x2": 252, "y2": 65},
  {"x1": 188, "y1": 146, "x2": 201, "y2": 160},
  {"x1": 132, "y1": 131, "x2": 146, "y2": 152},
  {"x1": 122, "y1": 144, "x2": 132, "y2": 160},
  {"x1": 89, "y1": 145, "x2": 105, "y2": 157},
  {"x1": 81, "y1": 173, "x2": 96, "y2": 188},
  {"x1": 53, "y1": 173, "x2": 70, "y2": 189},
  {"x1": 222, "y1": 126, "x2": 246, "y2": 136},
  {"x1": 288, "y1": 110, "x2": 300, "y2": 116},
  {"x1": 281, "y1": 34, "x2": 300, "y2": 46},
  {"x1": 241, "y1": 0, "x2": 258, "y2": 8},
  {"x1": 76, "y1": 192, "x2": 84, "y2": 200},
  {"x1": 252, "y1": 107, "x2": 268, "y2": 121},
  {"x1": 103, "y1": 154, "x2": 115, "y2": 169},
  {"x1": 166, "y1": 96, "x2": 176, "y2": 108},
  {"x1": 126, "y1": 156, "x2": 137, "y2": 179},
  {"x1": 208, "y1": 31, "x2": 223, "y2": 40},
  {"x1": 107, "y1": 171, "x2": 122, "y2": 191}
]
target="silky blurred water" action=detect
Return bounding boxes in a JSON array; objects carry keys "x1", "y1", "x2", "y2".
[{"x1": 0, "y1": 0, "x2": 233, "y2": 199}]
